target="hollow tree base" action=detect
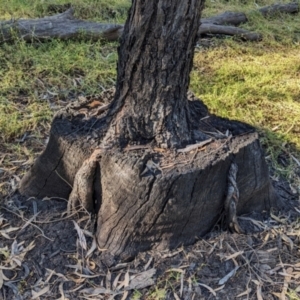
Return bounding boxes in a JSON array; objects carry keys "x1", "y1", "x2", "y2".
[{"x1": 19, "y1": 91, "x2": 278, "y2": 261}]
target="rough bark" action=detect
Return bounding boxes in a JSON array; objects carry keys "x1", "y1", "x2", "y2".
[
  {"x1": 96, "y1": 133, "x2": 276, "y2": 261},
  {"x1": 19, "y1": 89, "x2": 278, "y2": 261},
  {"x1": 19, "y1": 88, "x2": 115, "y2": 198},
  {"x1": 101, "y1": 0, "x2": 204, "y2": 149},
  {"x1": 1, "y1": 2, "x2": 298, "y2": 43}
]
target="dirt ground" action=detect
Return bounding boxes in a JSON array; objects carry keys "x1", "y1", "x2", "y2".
[
  {"x1": 0, "y1": 177, "x2": 299, "y2": 299},
  {"x1": 0, "y1": 90, "x2": 299, "y2": 300}
]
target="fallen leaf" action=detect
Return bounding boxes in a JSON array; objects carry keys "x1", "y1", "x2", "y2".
[
  {"x1": 31, "y1": 285, "x2": 50, "y2": 299},
  {"x1": 85, "y1": 238, "x2": 97, "y2": 258},
  {"x1": 236, "y1": 288, "x2": 252, "y2": 297},
  {"x1": 218, "y1": 266, "x2": 239, "y2": 285},
  {"x1": 224, "y1": 251, "x2": 244, "y2": 261},
  {"x1": 126, "y1": 268, "x2": 156, "y2": 290},
  {"x1": 73, "y1": 221, "x2": 87, "y2": 250}
]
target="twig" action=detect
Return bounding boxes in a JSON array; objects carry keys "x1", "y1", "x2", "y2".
[
  {"x1": 2, "y1": 206, "x2": 54, "y2": 241},
  {"x1": 177, "y1": 138, "x2": 213, "y2": 153},
  {"x1": 124, "y1": 145, "x2": 151, "y2": 151}
]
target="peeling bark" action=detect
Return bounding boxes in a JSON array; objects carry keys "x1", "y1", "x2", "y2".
[{"x1": 225, "y1": 161, "x2": 244, "y2": 234}]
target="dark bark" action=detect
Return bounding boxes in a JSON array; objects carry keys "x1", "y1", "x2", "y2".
[
  {"x1": 19, "y1": 89, "x2": 278, "y2": 261},
  {"x1": 96, "y1": 130, "x2": 277, "y2": 261},
  {"x1": 19, "y1": 88, "x2": 115, "y2": 198},
  {"x1": 102, "y1": 0, "x2": 204, "y2": 148}
]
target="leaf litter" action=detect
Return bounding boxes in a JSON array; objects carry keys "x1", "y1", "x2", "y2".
[
  {"x1": 0, "y1": 192, "x2": 298, "y2": 299},
  {"x1": 0, "y1": 130, "x2": 300, "y2": 299}
]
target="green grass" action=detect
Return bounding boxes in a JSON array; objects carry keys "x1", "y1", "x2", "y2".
[
  {"x1": 0, "y1": 0, "x2": 130, "y2": 21},
  {"x1": 191, "y1": 45, "x2": 300, "y2": 145},
  {"x1": 0, "y1": 39, "x2": 118, "y2": 142},
  {"x1": 0, "y1": 0, "x2": 299, "y2": 185}
]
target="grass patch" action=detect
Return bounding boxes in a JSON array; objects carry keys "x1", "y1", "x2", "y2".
[
  {"x1": 0, "y1": 0, "x2": 299, "y2": 189},
  {"x1": 0, "y1": 39, "x2": 118, "y2": 142},
  {"x1": 191, "y1": 45, "x2": 300, "y2": 145},
  {"x1": 191, "y1": 44, "x2": 300, "y2": 178},
  {"x1": 0, "y1": 0, "x2": 130, "y2": 22}
]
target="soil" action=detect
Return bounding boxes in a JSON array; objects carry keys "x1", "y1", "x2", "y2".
[{"x1": 0, "y1": 180, "x2": 299, "y2": 299}]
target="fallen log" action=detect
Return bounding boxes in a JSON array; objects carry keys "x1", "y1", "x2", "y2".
[
  {"x1": 201, "y1": 11, "x2": 248, "y2": 26},
  {"x1": 0, "y1": 2, "x2": 298, "y2": 43},
  {"x1": 201, "y1": 2, "x2": 299, "y2": 26},
  {"x1": 259, "y1": 2, "x2": 299, "y2": 17},
  {"x1": 0, "y1": 8, "x2": 123, "y2": 43},
  {"x1": 199, "y1": 23, "x2": 262, "y2": 41}
]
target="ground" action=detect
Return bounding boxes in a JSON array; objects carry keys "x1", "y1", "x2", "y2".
[
  {"x1": 0, "y1": 0, "x2": 300, "y2": 299},
  {"x1": 0, "y1": 180, "x2": 299, "y2": 299}
]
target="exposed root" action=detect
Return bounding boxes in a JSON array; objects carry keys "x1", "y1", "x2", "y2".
[
  {"x1": 67, "y1": 149, "x2": 102, "y2": 215},
  {"x1": 225, "y1": 161, "x2": 244, "y2": 234}
]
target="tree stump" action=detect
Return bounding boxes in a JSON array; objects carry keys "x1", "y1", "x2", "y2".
[
  {"x1": 19, "y1": 0, "x2": 278, "y2": 262},
  {"x1": 19, "y1": 90, "x2": 278, "y2": 261}
]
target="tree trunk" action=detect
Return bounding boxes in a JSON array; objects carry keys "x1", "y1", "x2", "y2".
[
  {"x1": 102, "y1": 0, "x2": 204, "y2": 149},
  {"x1": 19, "y1": 0, "x2": 279, "y2": 263}
]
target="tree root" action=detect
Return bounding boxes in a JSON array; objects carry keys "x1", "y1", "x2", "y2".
[
  {"x1": 67, "y1": 149, "x2": 102, "y2": 214},
  {"x1": 225, "y1": 160, "x2": 244, "y2": 234}
]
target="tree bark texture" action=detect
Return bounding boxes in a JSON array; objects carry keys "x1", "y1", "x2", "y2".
[
  {"x1": 102, "y1": 0, "x2": 204, "y2": 148},
  {"x1": 19, "y1": 89, "x2": 115, "y2": 198},
  {"x1": 19, "y1": 90, "x2": 278, "y2": 261},
  {"x1": 96, "y1": 131, "x2": 277, "y2": 261}
]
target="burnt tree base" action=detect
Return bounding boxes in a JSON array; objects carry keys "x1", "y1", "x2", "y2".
[{"x1": 19, "y1": 90, "x2": 278, "y2": 261}]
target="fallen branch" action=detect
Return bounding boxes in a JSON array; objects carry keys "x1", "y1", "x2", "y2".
[
  {"x1": 0, "y1": 8, "x2": 123, "y2": 43},
  {"x1": 201, "y1": 11, "x2": 248, "y2": 26},
  {"x1": 258, "y1": 2, "x2": 299, "y2": 17},
  {"x1": 201, "y1": 2, "x2": 299, "y2": 26},
  {"x1": 199, "y1": 23, "x2": 262, "y2": 41},
  {"x1": 0, "y1": 2, "x2": 298, "y2": 43}
]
